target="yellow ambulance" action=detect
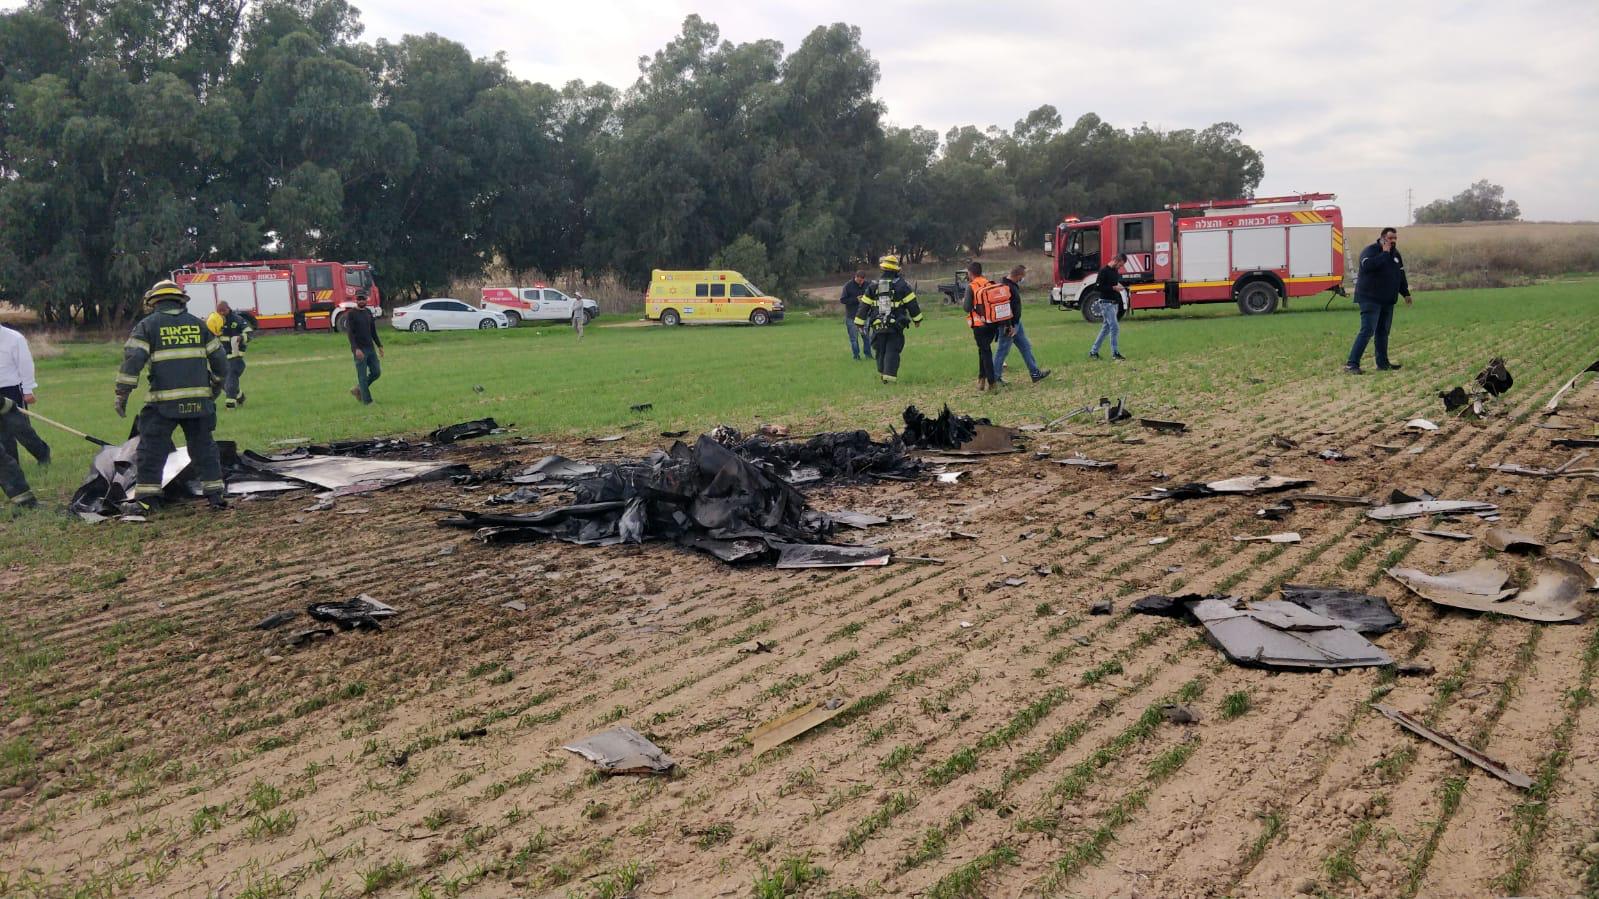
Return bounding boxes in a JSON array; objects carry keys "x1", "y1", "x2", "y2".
[{"x1": 645, "y1": 270, "x2": 785, "y2": 326}]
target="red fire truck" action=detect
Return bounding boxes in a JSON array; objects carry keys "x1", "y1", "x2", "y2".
[
  {"x1": 173, "y1": 259, "x2": 382, "y2": 332},
  {"x1": 1046, "y1": 193, "x2": 1346, "y2": 321}
]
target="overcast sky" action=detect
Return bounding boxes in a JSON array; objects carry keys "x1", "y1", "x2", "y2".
[
  {"x1": 9, "y1": 0, "x2": 1595, "y2": 224},
  {"x1": 349, "y1": 0, "x2": 1597, "y2": 226}
]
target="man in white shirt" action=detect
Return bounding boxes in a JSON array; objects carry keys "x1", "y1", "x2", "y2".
[{"x1": 0, "y1": 324, "x2": 50, "y2": 468}]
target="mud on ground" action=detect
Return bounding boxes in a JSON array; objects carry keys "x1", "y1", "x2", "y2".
[{"x1": 5, "y1": 338, "x2": 1599, "y2": 898}]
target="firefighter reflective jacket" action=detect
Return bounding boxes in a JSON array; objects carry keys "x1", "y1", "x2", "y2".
[
  {"x1": 117, "y1": 299, "x2": 228, "y2": 418},
  {"x1": 854, "y1": 274, "x2": 923, "y2": 332},
  {"x1": 206, "y1": 310, "x2": 253, "y2": 357}
]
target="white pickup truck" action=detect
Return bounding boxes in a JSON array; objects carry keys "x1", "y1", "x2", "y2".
[{"x1": 481, "y1": 286, "x2": 600, "y2": 327}]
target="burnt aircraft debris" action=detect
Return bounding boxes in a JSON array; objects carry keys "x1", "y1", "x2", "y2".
[
  {"x1": 1366, "y1": 499, "x2": 1497, "y2": 521},
  {"x1": 1135, "y1": 474, "x2": 1314, "y2": 501},
  {"x1": 1192, "y1": 598, "x2": 1392, "y2": 670},
  {"x1": 1278, "y1": 585, "x2": 1402, "y2": 635},
  {"x1": 1373, "y1": 704, "x2": 1532, "y2": 789},
  {"x1": 307, "y1": 594, "x2": 399, "y2": 631},
  {"x1": 1387, "y1": 558, "x2": 1587, "y2": 623},
  {"x1": 563, "y1": 726, "x2": 675, "y2": 775},
  {"x1": 428, "y1": 418, "x2": 503, "y2": 444}
]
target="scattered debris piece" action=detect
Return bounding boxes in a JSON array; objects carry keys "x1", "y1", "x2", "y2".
[
  {"x1": 500, "y1": 600, "x2": 527, "y2": 612},
  {"x1": 1140, "y1": 418, "x2": 1188, "y2": 434},
  {"x1": 1191, "y1": 598, "x2": 1392, "y2": 670},
  {"x1": 1136, "y1": 474, "x2": 1314, "y2": 501},
  {"x1": 1316, "y1": 449, "x2": 1350, "y2": 462},
  {"x1": 748, "y1": 699, "x2": 846, "y2": 755},
  {"x1": 308, "y1": 594, "x2": 399, "y2": 631},
  {"x1": 1408, "y1": 527, "x2": 1473, "y2": 542},
  {"x1": 1367, "y1": 499, "x2": 1497, "y2": 521},
  {"x1": 1002, "y1": 577, "x2": 1026, "y2": 587},
  {"x1": 1544, "y1": 360, "x2": 1599, "y2": 414},
  {"x1": 937, "y1": 471, "x2": 966, "y2": 484},
  {"x1": 959, "y1": 620, "x2": 975, "y2": 628},
  {"x1": 1388, "y1": 558, "x2": 1586, "y2": 622},
  {"x1": 1440, "y1": 386, "x2": 1470, "y2": 414},
  {"x1": 586, "y1": 435, "x2": 626, "y2": 444},
  {"x1": 242, "y1": 451, "x2": 464, "y2": 493},
  {"x1": 894, "y1": 555, "x2": 946, "y2": 565},
  {"x1": 1160, "y1": 704, "x2": 1197, "y2": 724},
  {"x1": 902, "y1": 404, "x2": 981, "y2": 450},
  {"x1": 455, "y1": 727, "x2": 488, "y2": 741},
  {"x1": 1372, "y1": 704, "x2": 1531, "y2": 789},
  {"x1": 283, "y1": 628, "x2": 335, "y2": 649},
  {"x1": 1232, "y1": 532, "x2": 1302, "y2": 544},
  {"x1": 773, "y1": 542, "x2": 891, "y2": 569},
  {"x1": 1483, "y1": 528, "x2": 1546, "y2": 554},
  {"x1": 1395, "y1": 661, "x2": 1435, "y2": 677},
  {"x1": 1056, "y1": 456, "x2": 1117, "y2": 470},
  {"x1": 1279, "y1": 585, "x2": 1402, "y2": 635},
  {"x1": 660, "y1": 429, "x2": 689, "y2": 438},
  {"x1": 1285, "y1": 493, "x2": 1372, "y2": 506},
  {"x1": 254, "y1": 610, "x2": 300, "y2": 631},
  {"x1": 1130, "y1": 594, "x2": 1218, "y2": 621},
  {"x1": 1371, "y1": 443, "x2": 1404, "y2": 453},
  {"x1": 948, "y1": 530, "x2": 978, "y2": 540},
  {"x1": 1148, "y1": 537, "x2": 1170, "y2": 545},
  {"x1": 563, "y1": 726, "x2": 676, "y2": 775},
  {"x1": 830, "y1": 510, "x2": 890, "y2": 529},
  {"x1": 1552, "y1": 437, "x2": 1599, "y2": 448},
  {"x1": 1489, "y1": 453, "x2": 1599, "y2": 481},
  {"x1": 428, "y1": 418, "x2": 502, "y2": 444},
  {"x1": 1089, "y1": 599, "x2": 1113, "y2": 615},
  {"x1": 1270, "y1": 435, "x2": 1299, "y2": 450},
  {"x1": 737, "y1": 640, "x2": 773, "y2": 654},
  {"x1": 1256, "y1": 502, "x2": 1294, "y2": 521},
  {"x1": 630, "y1": 403, "x2": 653, "y2": 412},
  {"x1": 1476, "y1": 357, "x2": 1513, "y2": 396},
  {"x1": 1405, "y1": 419, "x2": 1439, "y2": 432}
]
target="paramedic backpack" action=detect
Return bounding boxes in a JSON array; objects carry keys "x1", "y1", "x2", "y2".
[{"x1": 972, "y1": 280, "x2": 1015, "y2": 326}]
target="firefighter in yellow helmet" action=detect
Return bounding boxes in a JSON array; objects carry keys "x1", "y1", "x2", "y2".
[
  {"x1": 113, "y1": 280, "x2": 230, "y2": 514},
  {"x1": 852, "y1": 254, "x2": 924, "y2": 383}
]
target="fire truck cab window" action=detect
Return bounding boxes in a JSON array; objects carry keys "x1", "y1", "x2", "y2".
[
  {"x1": 710, "y1": 283, "x2": 726, "y2": 298},
  {"x1": 308, "y1": 265, "x2": 334, "y2": 291},
  {"x1": 348, "y1": 269, "x2": 371, "y2": 289},
  {"x1": 695, "y1": 283, "x2": 709, "y2": 298},
  {"x1": 1120, "y1": 219, "x2": 1151, "y2": 253},
  {"x1": 1065, "y1": 228, "x2": 1101, "y2": 279}
]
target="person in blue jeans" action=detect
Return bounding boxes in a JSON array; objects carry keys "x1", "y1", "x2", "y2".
[
  {"x1": 345, "y1": 292, "x2": 384, "y2": 403},
  {"x1": 993, "y1": 264, "x2": 1051, "y2": 384},
  {"x1": 840, "y1": 271, "x2": 872, "y2": 360},
  {"x1": 1344, "y1": 227, "x2": 1412, "y2": 374},
  {"x1": 1089, "y1": 254, "x2": 1128, "y2": 361}
]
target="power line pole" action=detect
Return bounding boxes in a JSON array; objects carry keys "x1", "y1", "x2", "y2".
[{"x1": 1406, "y1": 188, "x2": 1413, "y2": 224}]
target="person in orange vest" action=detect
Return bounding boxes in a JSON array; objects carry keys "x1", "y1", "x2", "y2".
[{"x1": 961, "y1": 262, "x2": 1002, "y2": 392}]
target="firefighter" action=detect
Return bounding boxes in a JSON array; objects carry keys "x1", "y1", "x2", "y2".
[
  {"x1": 852, "y1": 254, "x2": 923, "y2": 383},
  {"x1": 205, "y1": 300, "x2": 253, "y2": 408},
  {"x1": 0, "y1": 397, "x2": 38, "y2": 510},
  {"x1": 114, "y1": 279, "x2": 230, "y2": 514}
]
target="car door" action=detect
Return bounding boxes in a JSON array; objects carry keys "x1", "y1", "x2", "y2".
[
  {"x1": 541, "y1": 289, "x2": 571, "y2": 321},
  {"x1": 419, "y1": 300, "x2": 453, "y2": 329},
  {"x1": 448, "y1": 300, "x2": 480, "y2": 328}
]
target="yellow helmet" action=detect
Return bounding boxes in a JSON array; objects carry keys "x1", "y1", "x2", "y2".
[
  {"x1": 878, "y1": 254, "x2": 901, "y2": 273},
  {"x1": 143, "y1": 279, "x2": 185, "y2": 311}
]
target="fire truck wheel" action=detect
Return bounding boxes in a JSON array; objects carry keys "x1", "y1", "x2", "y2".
[
  {"x1": 660, "y1": 309, "x2": 682, "y2": 327},
  {"x1": 1237, "y1": 281, "x2": 1280, "y2": 315},
  {"x1": 409, "y1": 320, "x2": 429, "y2": 332},
  {"x1": 502, "y1": 311, "x2": 521, "y2": 327}
]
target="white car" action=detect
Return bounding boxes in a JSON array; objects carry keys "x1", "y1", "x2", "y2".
[{"x1": 390, "y1": 299, "x2": 508, "y2": 332}]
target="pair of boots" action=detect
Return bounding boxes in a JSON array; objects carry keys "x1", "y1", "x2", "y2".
[{"x1": 120, "y1": 494, "x2": 227, "y2": 516}]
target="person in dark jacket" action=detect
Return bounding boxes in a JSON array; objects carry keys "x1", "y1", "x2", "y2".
[
  {"x1": 840, "y1": 271, "x2": 872, "y2": 360},
  {"x1": 961, "y1": 262, "x2": 1000, "y2": 392},
  {"x1": 206, "y1": 301, "x2": 253, "y2": 408},
  {"x1": 346, "y1": 292, "x2": 384, "y2": 403},
  {"x1": 114, "y1": 279, "x2": 230, "y2": 514},
  {"x1": 993, "y1": 264, "x2": 1050, "y2": 384},
  {"x1": 853, "y1": 255, "x2": 923, "y2": 383},
  {"x1": 1344, "y1": 227, "x2": 1412, "y2": 374},
  {"x1": 1088, "y1": 255, "x2": 1128, "y2": 361}
]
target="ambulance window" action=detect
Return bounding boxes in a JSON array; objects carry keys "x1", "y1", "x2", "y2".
[
  {"x1": 308, "y1": 265, "x2": 334, "y2": 291},
  {"x1": 1120, "y1": 219, "x2": 1151, "y2": 253},
  {"x1": 710, "y1": 283, "x2": 726, "y2": 298},
  {"x1": 730, "y1": 284, "x2": 753, "y2": 298},
  {"x1": 695, "y1": 283, "x2": 709, "y2": 298}
]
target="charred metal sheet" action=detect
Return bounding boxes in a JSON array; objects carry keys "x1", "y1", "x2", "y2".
[
  {"x1": 677, "y1": 534, "x2": 767, "y2": 563},
  {"x1": 1366, "y1": 500, "x2": 1497, "y2": 521},
  {"x1": 1440, "y1": 386, "x2": 1470, "y2": 413},
  {"x1": 1552, "y1": 437, "x2": 1599, "y2": 448},
  {"x1": 773, "y1": 542, "x2": 891, "y2": 569},
  {"x1": 1279, "y1": 584, "x2": 1402, "y2": 635},
  {"x1": 1140, "y1": 418, "x2": 1188, "y2": 434},
  {"x1": 1130, "y1": 594, "x2": 1220, "y2": 622},
  {"x1": 1190, "y1": 599, "x2": 1392, "y2": 670},
  {"x1": 1233, "y1": 532, "x2": 1302, "y2": 544},
  {"x1": 563, "y1": 726, "x2": 676, "y2": 775},
  {"x1": 428, "y1": 418, "x2": 502, "y2": 444},
  {"x1": 1135, "y1": 475, "x2": 1314, "y2": 501},
  {"x1": 307, "y1": 594, "x2": 399, "y2": 631},
  {"x1": 1543, "y1": 360, "x2": 1599, "y2": 413},
  {"x1": 1373, "y1": 704, "x2": 1531, "y2": 789},
  {"x1": 902, "y1": 404, "x2": 981, "y2": 449},
  {"x1": 1408, "y1": 528, "x2": 1473, "y2": 541},
  {"x1": 509, "y1": 455, "x2": 599, "y2": 483},
  {"x1": 1056, "y1": 456, "x2": 1118, "y2": 469},
  {"x1": 243, "y1": 452, "x2": 463, "y2": 491},
  {"x1": 1388, "y1": 559, "x2": 1585, "y2": 623},
  {"x1": 830, "y1": 510, "x2": 890, "y2": 529},
  {"x1": 1476, "y1": 357, "x2": 1513, "y2": 396}
]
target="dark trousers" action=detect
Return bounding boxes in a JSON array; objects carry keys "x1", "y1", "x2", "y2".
[
  {"x1": 223, "y1": 357, "x2": 245, "y2": 402},
  {"x1": 0, "y1": 442, "x2": 32, "y2": 505},
  {"x1": 0, "y1": 385, "x2": 49, "y2": 465},
  {"x1": 353, "y1": 348, "x2": 381, "y2": 403},
  {"x1": 1347, "y1": 301, "x2": 1395, "y2": 368},
  {"x1": 134, "y1": 407, "x2": 224, "y2": 499},
  {"x1": 972, "y1": 324, "x2": 998, "y2": 383},
  {"x1": 872, "y1": 328, "x2": 905, "y2": 380}
]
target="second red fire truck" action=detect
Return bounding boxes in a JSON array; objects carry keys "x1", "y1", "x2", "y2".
[
  {"x1": 173, "y1": 259, "x2": 382, "y2": 332},
  {"x1": 1047, "y1": 193, "x2": 1346, "y2": 321}
]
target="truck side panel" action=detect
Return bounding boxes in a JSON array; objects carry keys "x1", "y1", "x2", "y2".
[
  {"x1": 1232, "y1": 227, "x2": 1285, "y2": 271},
  {"x1": 1289, "y1": 224, "x2": 1335, "y2": 277}
]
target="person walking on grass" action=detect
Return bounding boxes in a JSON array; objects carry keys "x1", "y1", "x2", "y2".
[
  {"x1": 0, "y1": 323, "x2": 49, "y2": 469},
  {"x1": 571, "y1": 297, "x2": 587, "y2": 341},
  {"x1": 1088, "y1": 254, "x2": 1128, "y2": 361},
  {"x1": 1344, "y1": 227, "x2": 1412, "y2": 374},
  {"x1": 840, "y1": 270, "x2": 872, "y2": 361},
  {"x1": 346, "y1": 292, "x2": 384, "y2": 404},
  {"x1": 993, "y1": 264, "x2": 1050, "y2": 384},
  {"x1": 962, "y1": 262, "x2": 1000, "y2": 392}
]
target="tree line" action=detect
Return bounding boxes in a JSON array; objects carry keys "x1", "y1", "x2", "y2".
[{"x1": 0, "y1": 1, "x2": 1265, "y2": 324}]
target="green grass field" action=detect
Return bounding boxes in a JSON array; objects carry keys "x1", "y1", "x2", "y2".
[{"x1": 5, "y1": 278, "x2": 1596, "y2": 528}]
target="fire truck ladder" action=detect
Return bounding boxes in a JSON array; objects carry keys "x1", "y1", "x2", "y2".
[{"x1": 1165, "y1": 193, "x2": 1336, "y2": 212}]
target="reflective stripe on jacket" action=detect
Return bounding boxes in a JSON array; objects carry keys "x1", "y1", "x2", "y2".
[{"x1": 117, "y1": 300, "x2": 228, "y2": 418}]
